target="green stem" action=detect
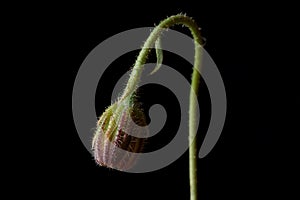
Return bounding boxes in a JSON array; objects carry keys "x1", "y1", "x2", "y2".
[{"x1": 121, "y1": 14, "x2": 203, "y2": 200}]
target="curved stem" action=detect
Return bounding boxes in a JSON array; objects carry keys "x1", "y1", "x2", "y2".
[{"x1": 121, "y1": 14, "x2": 203, "y2": 200}]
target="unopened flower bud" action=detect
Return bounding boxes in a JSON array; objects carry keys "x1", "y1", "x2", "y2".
[{"x1": 92, "y1": 99, "x2": 148, "y2": 171}]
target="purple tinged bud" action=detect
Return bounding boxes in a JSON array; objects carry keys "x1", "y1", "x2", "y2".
[{"x1": 92, "y1": 100, "x2": 148, "y2": 171}]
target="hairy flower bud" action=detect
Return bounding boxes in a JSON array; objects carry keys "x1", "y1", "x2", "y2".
[{"x1": 92, "y1": 100, "x2": 148, "y2": 171}]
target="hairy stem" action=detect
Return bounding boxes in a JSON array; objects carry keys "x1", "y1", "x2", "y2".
[{"x1": 121, "y1": 14, "x2": 203, "y2": 200}]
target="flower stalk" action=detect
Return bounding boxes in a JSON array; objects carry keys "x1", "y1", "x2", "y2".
[{"x1": 93, "y1": 14, "x2": 203, "y2": 200}]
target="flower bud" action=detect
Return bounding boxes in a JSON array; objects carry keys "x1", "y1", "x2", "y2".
[{"x1": 92, "y1": 100, "x2": 148, "y2": 171}]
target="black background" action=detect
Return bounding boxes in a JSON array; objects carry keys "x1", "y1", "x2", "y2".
[{"x1": 9, "y1": 1, "x2": 292, "y2": 199}]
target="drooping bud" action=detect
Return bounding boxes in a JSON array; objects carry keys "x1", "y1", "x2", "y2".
[{"x1": 92, "y1": 99, "x2": 148, "y2": 171}]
